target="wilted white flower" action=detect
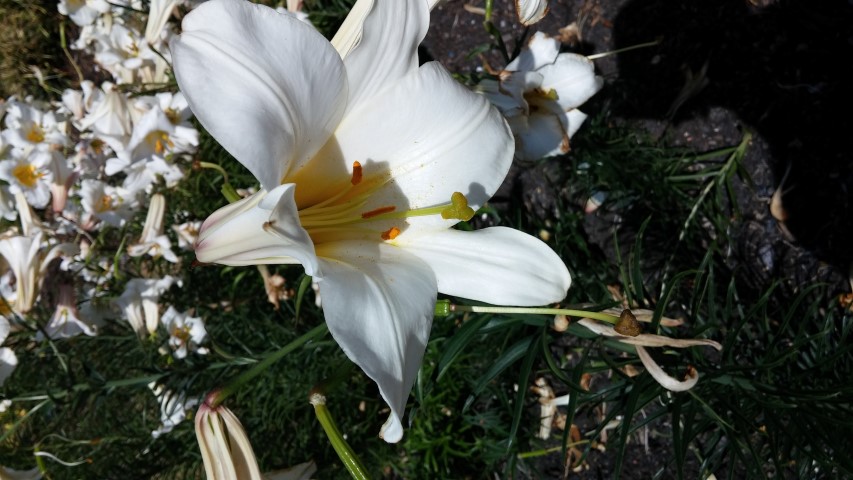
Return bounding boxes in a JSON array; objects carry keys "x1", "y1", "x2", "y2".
[
  {"x1": 578, "y1": 316, "x2": 722, "y2": 392},
  {"x1": 149, "y1": 382, "x2": 199, "y2": 438},
  {"x1": 516, "y1": 0, "x2": 549, "y2": 25}
]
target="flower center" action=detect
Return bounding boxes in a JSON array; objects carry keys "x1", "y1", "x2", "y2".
[
  {"x1": 144, "y1": 130, "x2": 173, "y2": 154},
  {"x1": 25, "y1": 123, "x2": 45, "y2": 143},
  {"x1": 165, "y1": 108, "x2": 181, "y2": 125},
  {"x1": 96, "y1": 194, "x2": 114, "y2": 213},
  {"x1": 12, "y1": 163, "x2": 43, "y2": 188},
  {"x1": 171, "y1": 325, "x2": 192, "y2": 343},
  {"x1": 283, "y1": 162, "x2": 477, "y2": 243}
]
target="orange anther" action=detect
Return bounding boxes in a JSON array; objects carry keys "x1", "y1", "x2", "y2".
[
  {"x1": 361, "y1": 205, "x2": 396, "y2": 219},
  {"x1": 351, "y1": 161, "x2": 363, "y2": 185},
  {"x1": 381, "y1": 227, "x2": 401, "y2": 240}
]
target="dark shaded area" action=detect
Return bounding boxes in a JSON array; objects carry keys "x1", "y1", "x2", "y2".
[{"x1": 611, "y1": 0, "x2": 853, "y2": 278}]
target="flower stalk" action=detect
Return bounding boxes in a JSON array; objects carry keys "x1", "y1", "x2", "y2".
[
  {"x1": 435, "y1": 301, "x2": 620, "y2": 325},
  {"x1": 309, "y1": 392, "x2": 369, "y2": 480},
  {"x1": 209, "y1": 323, "x2": 328, "y2": 408}
]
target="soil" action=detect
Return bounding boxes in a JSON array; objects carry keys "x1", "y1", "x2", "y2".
[{"x1": 421, "y1": 0, "x2": 852, "y2": 478}]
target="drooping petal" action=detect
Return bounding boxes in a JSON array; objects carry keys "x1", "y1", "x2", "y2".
[
  {"x1": 538, "y1": 54, "x2": 603, "y2": 112},
  {"x1": 330, "y1": 0, "x2": 374, "y2": 58},
  {"x1": 576, "y1": 318, "x2": 723, "y2": 350},
  {"x1": 398, "y1": 227, "x2": 571, "y2": 305},
  {"x1": 171, "y1": 0, "x2": 347, "y2": 190},
  {"x1": 318, "y1": 62, "x2": 513, "y2": 230},
  {"x1": 636, "y1": 346, "x2": 700, "y2": 392},
  {"x1": 515, "y1": 0, "x2": 549, "y2": 26},
  {"x1": 195, "y1": 185, "x2": 318, "y2": 273},
  {"x1": 315, "y1": 240, "x2": 437, "y2": 443},
  {"x1": 340, "y1": 0, "x2": 428, "y2": 117}
]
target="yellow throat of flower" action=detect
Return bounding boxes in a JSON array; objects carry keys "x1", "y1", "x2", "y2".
[
  {"x1": 270, "y1": 161, "x2": 477, "y2": 244},
  {"x1": 145, "y1": 130, "x2": 174, "y2": 155},
  {"x1": 13, "y1": 163, "x2": 43, "y2": 188},
  {"x1": 25, "y1": 123, "x2": 45, "y2": 143}
]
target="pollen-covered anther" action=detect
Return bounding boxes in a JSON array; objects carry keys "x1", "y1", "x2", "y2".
[
  {"x1": 351, "y1": 161, "x2": 363, "y2": 185},
  {"x1": 381, "y1": 226, "x2": 401, "y2": 240},
  {"x1": 440, "y1": 192, "x2": 476, "y2": 221},
  {"x1": 361, "y1": 205, "x2": 396, "y2": 219}
]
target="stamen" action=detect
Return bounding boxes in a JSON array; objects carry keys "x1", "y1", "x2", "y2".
[
  {"x1": 381, "y1": 227, "x2": 401, "y2": 240},
  {"x1": 440, "y1": 192, "x2": 476, "y2": 221},
  {"x1": 361, "y1": 206, "x2": 396, "y2": 219},
  {"x1": 351, "y1": 161, "x2": 363, "y2": 185}
]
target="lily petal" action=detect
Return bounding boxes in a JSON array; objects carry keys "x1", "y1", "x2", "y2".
[
  {"x1": 330, "y1": 0, "x2": 374, "y2": 58},
  {"x1": 315, "y1": 240, "x2": 436, "y2": 443},
  {"x1": 399, "y1": 227, "x2": 570, "y2": 305},
  {"x1": 341, "y1": 0, "x2": 428, "y2": 117},
  {"x1": 636, "y1": 346, "x2": 700, "y2": 392},
  {"x1": 538, "y1": 53, "x2": 604, "y2": 112},
  {"x1": 512, "y1": 111, "x2": 570, "y2": 161},
  {"x1": 328, "y1": 62, "x2": 513, "y2": 228},
  {"x1": 195, "y1": 185, "x2": 317, "y2": 272},
  {"x1": 515, "y1": 0, "x2": 549, "y2": 26},
  {"x1": 507, "y1": 32, "x2": 559, "y2": 72},
  {"x1": 171, "y1": 0, "x2": 347, "y2": 190}
]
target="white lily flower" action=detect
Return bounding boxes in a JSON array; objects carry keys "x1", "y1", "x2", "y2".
[
  {"x1": 39, "y1": 284, "x2": 97, "y2": 340},
  {"x1": 113, "y1": 276, "x2": 177, "y2": 337},
  {"x1": 0, "y1": 316, "x2": 19, "y2": 386},
  {"x1": 78, "y1": 179, "x2": 136, "y2": 229},
  {"x1": 93, "y1": 23, "x2": 167, "y2": 84},
  {"x1": 150, "y1": 382, "x2": 199, "y2": 438},
  {"x1": 160, "y1": 306, "x2": 208, "y2": 359},
  {"x1": 173, "y1": 0, "x2": 571, "y2": 442},
  {"x1": 577, "y1": 318, "x2": 722, "y2": 392},
  {"x1": 75, "y1": 82, "x2": 134, "y2": 149},
  {"x1": 0, "y1": 149, "x2": 54, "y2": 209},
  {"x1": 478, "y1": 32, "x2": 603, "y2": 161},
  {"x1": 127, "y1": 193, "x2": 178, "y2": 263},
  {"x1": 171, "y1": 220, "x2": 201, "y2": 250},
  {"x1": 195, "y1": 398, "x2": 263, "y2": 480},
  {"x1": 516, "y1": 0, "x2": 549, "y2": 25},
  {"x1": 58, "y1": 0, "x2": 111, "y2": 27},
  {"x1": 0, "y1": 232, "x2": 78, "y2": 315},
  {"x1": 1, "y1": 100, "x2": 68, "y2": 151}
]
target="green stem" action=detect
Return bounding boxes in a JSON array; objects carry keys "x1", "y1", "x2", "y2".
[
  {"x1": 449, "y1": 305, "x2": 620, "y2": 325},
  {"x1": 310, "y1": 393, "x2": 370, "y2": 480},
  {"x1": 198, "y1": 161, "x2": 241, "y2": 203},
  {"x1": 210, "y1": 323, "x2": 328, "y2": 408}
]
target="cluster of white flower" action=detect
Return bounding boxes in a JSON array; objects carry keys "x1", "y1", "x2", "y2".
[{"x1": 0, "y1": 0, "x2": 209, "y2": 438}]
